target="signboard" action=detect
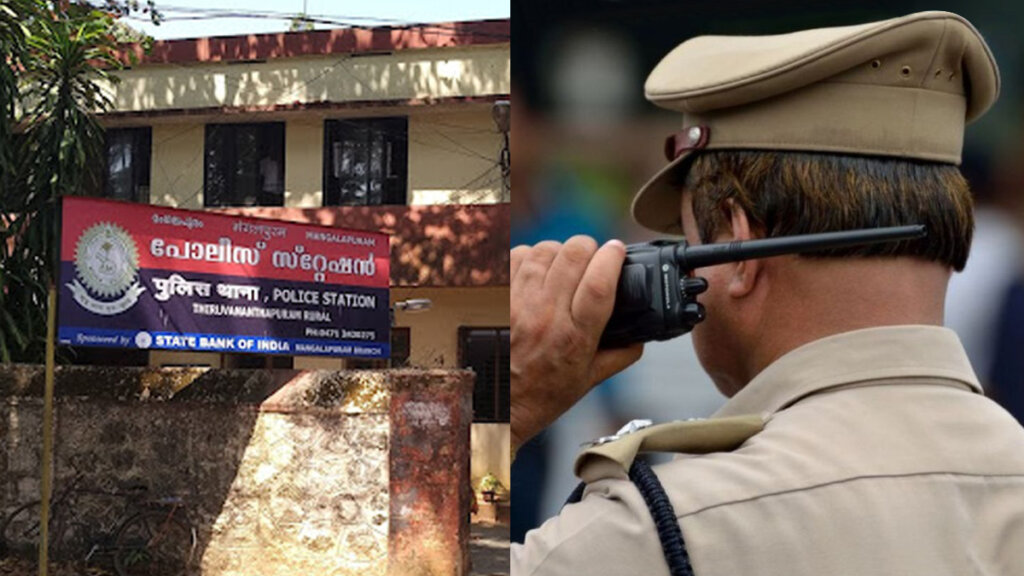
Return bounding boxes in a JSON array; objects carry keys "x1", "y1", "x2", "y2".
[{"x1": 57, "y1": 197, "x2": 391, "y2": 358}]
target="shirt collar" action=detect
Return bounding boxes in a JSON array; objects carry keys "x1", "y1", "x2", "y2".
[{"x1": 714, "y1": 325, "x2": 983, "y2": 418}]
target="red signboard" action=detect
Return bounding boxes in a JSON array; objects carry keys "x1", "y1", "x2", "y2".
[{"x1": 58, "y1": 197, "x2": 391, "y2": 358}]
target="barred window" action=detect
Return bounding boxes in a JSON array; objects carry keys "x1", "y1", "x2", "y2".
[
  {"x1": 323, "y1": 117, "x2": 407, "y2": 206},
  {"x1": 104, "y1": 127, "x2": 151, "y2": 203},
  {"x1": 460, "y1": 327, "x2": 510, "y2": 423},
  {"x1": 204, "y1": 122, "x2": 285, "y2": 207}
]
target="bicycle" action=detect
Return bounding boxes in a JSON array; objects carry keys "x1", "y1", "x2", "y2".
[{"x1": 0, "y1": 473, "x2": 197, "y2": 576}]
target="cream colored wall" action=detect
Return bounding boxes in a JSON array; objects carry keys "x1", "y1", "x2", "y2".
[
  {"x1": 149, "y1": 123, "x2": 206, "y2": 208},
  {"x1": 408, "y1": 110, "x2": 505, "y2": 205},
  {"x1": 140, "y1": 105, "x2": 504, "y2": 209},
  {"x1": 471, "y1": 423, "x2": 511, "y2": 492},
  {"x1": 283, "y1": 117, "x2": 324, "y2": 207},
  {"x1": 390, "y1": 286, "x2": 508, "y2": 368},
  {"x1": 107, "y1": 45, "x2": 509, "y2": 113}
]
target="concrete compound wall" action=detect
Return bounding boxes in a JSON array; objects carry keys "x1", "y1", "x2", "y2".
[{"x1": 0, "y1": 365, "x2": 473, "y2": 576}]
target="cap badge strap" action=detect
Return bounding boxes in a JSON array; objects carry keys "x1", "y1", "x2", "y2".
[{"x1": 664, "y1": 125, "x2": 710, "y2": 161}]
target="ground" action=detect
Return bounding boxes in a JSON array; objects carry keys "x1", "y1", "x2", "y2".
[
  {"x1": 3, "y1": 525, "x2": 510, "y2": 576},
  {"x1": 470, "y1": 522, "x2": 509, "y2": 576},
  {"x1": 0, "y1": 557, "x2": 105, "y2": 575}
]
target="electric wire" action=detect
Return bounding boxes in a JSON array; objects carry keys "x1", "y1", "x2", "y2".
[{"x1": 123, "y1": 6, "x2": 510, "y2": 40}]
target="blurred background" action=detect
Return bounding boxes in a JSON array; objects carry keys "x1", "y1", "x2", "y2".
[{"x1": 511, "y1": 0, "x2": 1024, "y2": 543}]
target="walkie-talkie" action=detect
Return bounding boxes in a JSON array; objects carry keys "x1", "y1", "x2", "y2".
[{"x1": 599, "y1": 225, "x2": 927, "y2": 348}]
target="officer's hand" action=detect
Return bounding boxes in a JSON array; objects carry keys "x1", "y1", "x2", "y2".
[{"x1": 510, "y1": 236, "x2": 644, "y2": 455}]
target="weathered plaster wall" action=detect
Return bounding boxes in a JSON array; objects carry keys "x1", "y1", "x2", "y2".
[
  {"x1": 0, "y1": 365, "x2": 472, "y2": 576},
  {"x1": 388, "y1": 372, "x2": 473, "y2": 576},
  {"x1": 106, "y1": 45, "x2": 510, "y2": 112}
]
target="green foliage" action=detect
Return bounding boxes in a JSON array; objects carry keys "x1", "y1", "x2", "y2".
[
  {"x1": 478, "y1": 473, "x2": 507, "y2": 495},
  {"x1": 0, "y1": 1, "x2": 31, "y2": 193},
  {"x1": 0, "y1": 1, "x2": 132, "y2": 363},
  {"x1": 288, "y1": 13, "x2": 314, "y2": 32}
]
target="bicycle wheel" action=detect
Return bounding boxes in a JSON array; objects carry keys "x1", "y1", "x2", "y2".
[
  {"x1": 1, "y1": 501, "x2": 41, "y2": 558},
  {"x1": 51, "y1": 519, "x2": 92, "y2": 561},
  {"x1": 113, "y1": 510, "x2": 196, "y2": 576}
]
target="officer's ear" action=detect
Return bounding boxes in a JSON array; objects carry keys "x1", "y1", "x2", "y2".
[{"x1": 722, "y1": 199, "x2": 761, "y2": 299}]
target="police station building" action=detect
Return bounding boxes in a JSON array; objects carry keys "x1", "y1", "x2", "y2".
[{"x1": 77, "y1": 19, "x2": 511, "y2": 495}]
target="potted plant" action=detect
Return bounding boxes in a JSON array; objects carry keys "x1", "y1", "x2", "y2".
[{"x1": 478, "y1": 473, "x2": 507, "y2": 503}]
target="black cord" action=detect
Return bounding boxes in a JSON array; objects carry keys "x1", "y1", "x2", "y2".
[{"x1": 630, "y1": 459, "x2": 694, "y2": 576}]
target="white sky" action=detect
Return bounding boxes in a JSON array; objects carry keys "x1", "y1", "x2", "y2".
[{"x1": 125, "y1": 0, "x2": 510, "y2": 40}]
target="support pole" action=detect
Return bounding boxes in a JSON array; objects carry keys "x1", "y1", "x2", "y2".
[{"x1": 38, "y1": 286, "x2": 56, "y2": 576}]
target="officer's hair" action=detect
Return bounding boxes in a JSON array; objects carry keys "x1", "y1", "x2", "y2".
[{"x1": 683, "y1": 151, "x2": 973, "y2": 271}]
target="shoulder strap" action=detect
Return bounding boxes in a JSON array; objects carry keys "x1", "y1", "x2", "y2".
[
  {"x1": 564, "y1": 414, "x2": 765, "y2": 575},
  {"x1": 574, "y1": 414, "x2": 764, "y2": 483},
  {"x1": 565, "y1": 459, "x2": 694, "y2": 576}
]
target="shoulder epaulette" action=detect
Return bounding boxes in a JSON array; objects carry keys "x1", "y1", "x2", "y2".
[{"x1": 574, "y1": 414, "x2": 765, "y2": 483}]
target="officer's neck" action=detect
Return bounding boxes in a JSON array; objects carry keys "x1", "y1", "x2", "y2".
[{"x1": 737, "y1": 256, "x2": 951, "y2": 391}]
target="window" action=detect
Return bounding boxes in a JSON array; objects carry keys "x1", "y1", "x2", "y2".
[
  {"x1": 323, "y1": 117, "x2": 407, "y2": 206},
  {"x1": 390, "y1": 327, "x2": 411, "y2": 367},
  {"x1": 204, "y1": 122, "x2": 285, "y2": 207},
  {"x1": 104, "y1": 127, "x2": 151, "y2": 203},
  {"x1": 460, "y1": 327, "x2": 510, "y2": 423}
]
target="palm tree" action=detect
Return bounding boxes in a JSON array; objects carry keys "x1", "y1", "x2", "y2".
[
  {"x1": 0, "y1": 1, "x2": 125, "y2": 362},
  {"x1": 0, "y1": 0, "x2": 31, "y2": 192}
]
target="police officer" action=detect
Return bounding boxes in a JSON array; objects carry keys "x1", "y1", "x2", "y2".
[{"x1": 511, "y1": 11, "x2": 1024, "y2": 575}]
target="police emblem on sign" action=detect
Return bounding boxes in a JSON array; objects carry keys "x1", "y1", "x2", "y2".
[{"x1": 65, "y1": 222, "x2": 146, "y2": 315}]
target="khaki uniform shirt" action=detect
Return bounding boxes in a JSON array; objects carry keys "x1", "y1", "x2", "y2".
[{"x1": 512, "y1": 326, "x2": 1024, "y2": 575}]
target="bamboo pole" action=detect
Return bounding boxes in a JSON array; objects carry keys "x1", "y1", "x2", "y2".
[{"x1": 38, "y1": 286, "x2": 56, "y2": 576}]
